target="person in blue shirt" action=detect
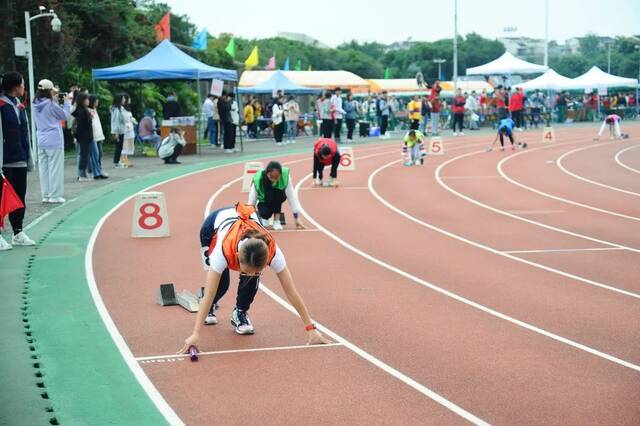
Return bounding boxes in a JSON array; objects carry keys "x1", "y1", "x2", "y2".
[{"x1": 487, "y1": 118, "x2": 526, "y2": 151}]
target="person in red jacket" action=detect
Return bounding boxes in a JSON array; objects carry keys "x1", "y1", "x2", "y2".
[
  {"x1": 451, "y1": 89, "x2": 466, "y2": 136},
  {"x1": 429, "y1": 80, "x2": 442, "y2": 135},
  {"x1": 494, "y1": 85, "x2": 508, "y2": 119},
  {"x1": 313, "y1": 137, "x2": 340, "y2": 187},
  {"x1": 509, "y1": 87, "x2": 525, "y2": 131}
]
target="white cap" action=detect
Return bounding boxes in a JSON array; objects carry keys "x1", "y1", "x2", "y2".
[{"x1": 37, "y1": 79, "x2": 54, "y2": 90}]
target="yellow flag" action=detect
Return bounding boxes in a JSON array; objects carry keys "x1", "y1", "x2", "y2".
[{"x1": 244, "y1": 46, "x2": 259, "y2": 69}]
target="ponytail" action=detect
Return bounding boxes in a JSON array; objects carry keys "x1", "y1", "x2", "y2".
[{"x1": 238, "y1": 230, "x2": 269, "y2": 269}]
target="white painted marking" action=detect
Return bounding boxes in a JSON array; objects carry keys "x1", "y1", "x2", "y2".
[
  {"x1": 136, "y1": 343, "x2": 344, "y2": 362},
  {"x1": 503, "y1": 247, "x2": 626, "y2": 254},
  {"x1": 506, "y1": 210, "x2": 565, "y2": 215},
  {"x1": 25, "y1": 197, "x2": 79, "y2": 231},
  {"x1": 440, "y1": 175, "x2": 502, "y2": 180},
  {"x1": 498, "y1": 142, "x2": 640, "y2": 222},
  {"x1": 557, "y1": 143, "x2": 640, "y2": 197},
  {"x1": 298, "y1": 186, "x2": 370, "y2": 190},
  {"x1": 614, "y1": 144, "x2": 640, "y2": 175}
]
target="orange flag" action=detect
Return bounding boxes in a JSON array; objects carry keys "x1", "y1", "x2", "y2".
[
  {"x1": 155, "y1": 12, "x2": 170, "y2": 42},
  {"x1": 0, "y1": 177, "x2": 24, "y2": 229}
]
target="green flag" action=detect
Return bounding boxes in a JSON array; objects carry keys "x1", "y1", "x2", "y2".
[
  {"x1": 384, "y1": 67, "x2": 390, "y2": 79},
  {"x1": 295, "y1": 59, "x2": 302, "y2": 71},
  {"x1": 225, "y1": 38, "x2": 236, "y2": 58}
]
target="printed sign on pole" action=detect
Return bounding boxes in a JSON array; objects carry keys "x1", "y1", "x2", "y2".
[
  {"x1": 428, "y1": 137, "x2": 444, "y2": 155},
  {"x1": 542, "y1": 126, "x2": 555, "y2": 144},
  {"x1": 242, "y1": 161, "x2": 264, "y2": 193},
  {"x1": 597, "y1": 86, "x2": 607, "y2": 96},
  {"x1": 131, "y1": 192, "x2": 170, "y2": 238},
  {"x1": 338, "y1": 146, "x2": 356, "y2": 171},
  {"x1": 210, "y1": 79, "x2": 224, "y2": 96}
]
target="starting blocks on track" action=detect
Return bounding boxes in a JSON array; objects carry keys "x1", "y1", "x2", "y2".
[
  {"x1": 176, "y1": 290, "x2": 200, "y2": 312},
  {"x1": 156, "y1": 283, "x2": 177, "y2": 306},
  {"x1": 131, "y1": 192, "x2": 170, "y2": 238}
]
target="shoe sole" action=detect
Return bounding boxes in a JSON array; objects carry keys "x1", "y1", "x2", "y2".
[
  {"x1": 230, "y1": 319, "x2": 255, "y2": 335},
  {"x1": 204, "y1": 318, "x2": 218, "y2": 325}
]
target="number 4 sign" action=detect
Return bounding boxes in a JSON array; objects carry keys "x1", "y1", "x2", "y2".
[
  {"x1": 428, "y1": 137, "x2": 444, "y2": 155},
  {"x1": 131, "y1": 192, "x2": 170, "y2": 238},
  {"x1": 542, "y1": 126, "x2": 555, "y2": 144}
]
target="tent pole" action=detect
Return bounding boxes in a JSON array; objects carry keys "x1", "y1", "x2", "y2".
[
  {"x1": 235, "y1": 84, "x2": 244, "y2": 153},
  {"x1": 196, "y1": 72, "x2": 202, "y2": 157}
]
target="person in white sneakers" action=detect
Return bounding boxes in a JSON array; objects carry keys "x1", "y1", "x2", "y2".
[
  {"x1": 0, "y1": 71, "x2": 36, "y2": 250},
  {"x1": 271, "y1": 96, "x2": 286, "y2": 146},
  {"x1": 180, "y1": 203, "x2": 330, "y2": 346},
  {"x1": 313, "y1": 137, "x2": 340, "y2": 187},
  {"x1": 247, "y1": 161, "x2": 305, "y2": 231}
]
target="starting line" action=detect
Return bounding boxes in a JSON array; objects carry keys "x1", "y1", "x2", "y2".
[
  {"x1": 502, "y1": 247, "x2": 627, "y2": 254},
  {"x1": 136, "y1": 343, "x2": 344, "y2": 363}
]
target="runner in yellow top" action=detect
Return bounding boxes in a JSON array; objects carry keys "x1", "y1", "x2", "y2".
[
  {"x1": 402, "y1": 130, "x2": 427, "y2": 166},
  {"x1": 407, "y1": 95, "x2": 422, "y2": 130}
]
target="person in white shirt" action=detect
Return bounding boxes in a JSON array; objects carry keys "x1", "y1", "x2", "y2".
[
  {"x1": 271, "y1": 95, "x2": 286, "y2": 146},
  {"x1": 158, "y1": 127, "x2": 186, "y2": 164},
  {"x1": 465, "y1": 91, "x2": 480, "y2": 130},
  {"x1": 229, "y1": 93, "x2": 240, "y2": 152},
  {"x1": 202, "y1": 94, "x2": 219, "y2": 147},
  {"x1": 283, "y1": 96, "x2": 300, "y2": 144},
  {"x1": 330, "y1": 88, "x2": 345, "y2": 142}
]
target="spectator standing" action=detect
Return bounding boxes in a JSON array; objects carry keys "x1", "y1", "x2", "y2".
[
  {"x1": 120, "y1": 95, "x2": 136, "y2": 167},
  {"x1": 271, "y1": 95, "x2": 286, "y2": 146},
  {"x1": 451, "y1": 89, "x2": 466, "y2": 136},
  {"x1": 319, "y1": 92, "x2": 333, "y2": 138},
  {"x1": 163, "y1": 91, "x2": 181, "y2": 119},
  {"x1": 331, "y1": 88, "x2": 345, "y2": 143},
  {"x1": 556, "y1": 91, "x2": 568, "y2": 123},
  {"x1": 284, "y1": 96, "x2": 300, "y2": 144},
  {"x1": 429, "y1": 81, "x2": 442, "y2": 135},
  {"x1": 419, "y1": 94, "x2": 431, "y2": 134},
  {"x1": 509, "y1": 87, "x2": 525, "y2": 131},
  {"x1": 379, "y1": 93, "x2": 390, "y2": 139},
  {"x1": 88, "y1": 95, "x2": 108, "y2": 180},
  {"x1": 407, "y1": 95, "x2": 422, "y2": 130},
  {"x1": 465, "y1": 91, "x2": 480, "y2": 130},
  {"x1": 243, "y1": 98, "x2": 256, "y2": 139},
  {"x1": 33, "y1": 79, "x2": 71, "y2": 203},
  {"x1": 528, "y1": 90, "x2": 544, "y2": 127},
  {"x1": 343, "y1": 92, "x2": 358, "y2": 142},
  {"x1": 388, "y1": 95, "x2": 399, "y2": 130},
  {"x1": 229, "y1": 93, "x2": 240, "y2": 152},
  {"x1": 218, "y1": 93, "x2": 234, "y2": 153},
  {"x1": 203, "y1": 94, "x2": 218, "y2": 147},
  {"x1": 71, "y1": 93, "x2": 94, "y2": 182},
  {"x1": 110, "y1": 94, "x2": 127, "y2": 168},
  {"x1": 494, "y1": 86, "x2": 508, "y2": 119}
]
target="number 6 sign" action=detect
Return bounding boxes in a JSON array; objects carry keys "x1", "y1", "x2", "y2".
[
  {"x1": 131, "y1": 192, "x2": 170, "y2": 238},
  {"x1": 338, "y1": 146, "x2": 356, "y2": 171},
  {"x1": 428, "y1": 137, "x2": 444, "y2": 155}
]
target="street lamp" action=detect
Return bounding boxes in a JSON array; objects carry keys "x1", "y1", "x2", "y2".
[
  {"x1": 453, "y1": 0, "x2": 458, "y2": 92},
  {"x1": 433, "y1": 59, "x2": 446, "y2": 81},
  {"x1": 22, "y1": 7, "x2": 62, "y2": 160}
]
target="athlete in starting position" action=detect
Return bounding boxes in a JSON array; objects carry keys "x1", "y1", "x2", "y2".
[
  {"x1": 595, "y1": 114, "x2": 627, "y2": 140},
  {"x1": 488, "y1": 117, "x2": 526, "y2": 151},
  {"x1": 402, "y1": 130, "x2": 427, "y2": 166},
  {"x1": 313, "y1": 137, "x2": 340, "y2": 187}
]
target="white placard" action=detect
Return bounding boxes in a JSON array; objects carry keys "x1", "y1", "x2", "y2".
[
  {"x1": 542, "y1": 126, "x2": 555, "y2": 144},
  {"x1": 242, "y1": 161, "x2": 264, "y2": 193},
  {"x1": 131, "y1": 192, "x2": 170, "y2": 238},
  {"x1": 210, "y1": 79, "x2": 224, "y2": 96},
  {"x1": 597, "y1": 86, "x2": 607, "y2": 96},
  {"x1": 338, "y1": 146, "x2": 356, "y2": 171},
  {"x1": 428, "y1": 137, "x2": 444, "y2": 155}
]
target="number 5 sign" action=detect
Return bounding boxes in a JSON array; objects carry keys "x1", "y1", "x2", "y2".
[
  {"x1": 542, "y1": 126, "x2": 555, "y2": 144},
  {"x1": 131, "y1": 192, "x2": 170, "y2": 238},
  {"x1": 428, "y1": 137, "x2": 444, "y2": 155},
  {"x1": 338, "y1": 146, "x2": 356, "y2": 171}
]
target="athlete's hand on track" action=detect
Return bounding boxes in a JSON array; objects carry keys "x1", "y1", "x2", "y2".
[
  {"x1": 295, "y1": 220, "x2": 306, "y2": 230},
  {"x1": 306, "y1": 329, "x2": 332, "y2": 345},
  {"x1": 177, "y1": 333, "x2": 200, "y2": 354}
]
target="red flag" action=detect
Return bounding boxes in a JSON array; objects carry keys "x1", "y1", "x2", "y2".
[
  {"x1": 0, "y1": 177, "x2": 24, "y2": 229},
  {"x1": 155, "y1": 12, "x2": 171, "y2": 42}
]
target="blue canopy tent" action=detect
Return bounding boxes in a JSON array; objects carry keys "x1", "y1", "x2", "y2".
[
  {"x1": 92, "y1": 39, "x2": 236, "y2": 81},
  {"x1": 238, "y1": 70, "x2": 321, "y2": 94}
]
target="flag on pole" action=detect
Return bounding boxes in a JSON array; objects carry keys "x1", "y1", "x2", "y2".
[
  {"x1": 155, "y1": 12, "x2": 170, "y2": 42},
  {"x1": 283, "y1": 56, "x2": 290, "y2": 71},
  {"x1": 266, "y1": 54, "x2": 276, "y2": 70},
  {"x1": 295, "y1": 59, "x2": 302, "y2": 71},
  {"x1": 245, "y1": 46, "x2": 259, "y2": 69},
  {"x1": 224, "y1": 38, "x2": 236, "y2": 58},
  {"x1": 384, "y1": 67, "x2": 391, "y2": 79},
  {"x1": 0, "y1": 176, "x2": 24, "y2": 229},
  {"x1": 192, "y1": 28, "x2": 207, "y2": 50}
]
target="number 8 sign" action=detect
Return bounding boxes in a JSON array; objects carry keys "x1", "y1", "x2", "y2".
[
  {"x1": 429, "y1": 137, "x2": 444, "y2": 155},
  {"x1": 338, "y1": 146, "x2": 356, "y2": 171},
  {"x1": 131, "y1": 192, "x2": 170, "y2": 238}
]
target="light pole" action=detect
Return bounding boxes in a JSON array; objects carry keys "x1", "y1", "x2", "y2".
[
  {"x1": 433, "y1": 59, "x2": 446, "y2": 80},
  {"x1": 453, "y1": 0, "x2": 458, "y2": 92},
  {"x1": 544, "y1": 0, "x2": 549, "y2": 67},
  {"x1": 23, "y1": 7, "x2": 62, "y2": 160}
]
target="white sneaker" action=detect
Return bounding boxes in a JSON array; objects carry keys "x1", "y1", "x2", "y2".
[
  {"x1": 234, "y1": 148, "x2": 241, "y2": 152},
  {"x1": 267, "y1": 216, "x2": 274, "y2": 229},
  {"x1": 204, "y1": 303, "x2": 219, "y2": 325},
  {"x1": 231, "y1": 307, "x2": 254, "y2": 335},
  {"x1": 48, "y1": 197, "x2": 66, "y2": 204},
  {"x1": 272, "y1": 221, "x2": 283, "y2": 231},
  {"x1": 276, "y1": 142, "x2": 283, "y2": 147},
  {"x1": 77, "y1": 177, "x2": 92, "y2": 182},
  {"x1": 291, "y1": 140, "x2": 296, "y2": 144},
  {"x1": 453, "y1": 132, "x2": 458, "y2": 136},
  {"x1": 0, "y1": 235, "x2": 12, "y2": 251},
  {"x1": 12, "y1": 231, "x2": 35, "y2": 246},
  {"x1": 314, "y1": 178, "x2": 322, "y2": 186},
  {"x1": 224, "y1": 149, "x2": 234, "y2": 153},
  {"x1": 459, "y1": 132, "x2": 465, "y2": 136}
]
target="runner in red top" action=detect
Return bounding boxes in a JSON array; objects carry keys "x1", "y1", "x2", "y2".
[{"x1": 313, "y1": 138, "x2": 340, "y2": 187}]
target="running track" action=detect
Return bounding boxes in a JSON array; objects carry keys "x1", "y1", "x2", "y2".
[{"x1": 91, "y1": 126, "x2": 640, "y2": 425}]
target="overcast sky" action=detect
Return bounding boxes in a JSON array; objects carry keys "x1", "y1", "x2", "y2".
[{"x1": 162, "y1": 0, "x2": 640, "y2": 46}]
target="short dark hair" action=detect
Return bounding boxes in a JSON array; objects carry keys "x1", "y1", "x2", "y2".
[
  {"x1": 408, "y1": 130, "x2": 416, "y2": 138},
  {"x1": 89, "y1": 95, "x2": 99, "y2": 109},
  {"x1": 319, "y1": 144, "x2": 331, "y2": 157},
  {"x1": 1, "y1": 72, "x2": 24, "y2": 92}
]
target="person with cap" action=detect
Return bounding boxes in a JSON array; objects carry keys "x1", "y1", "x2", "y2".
[
  {"x1": 313, "y1": 137, "x2": 340, "y2": 187},
  {"x1": 0, "y1": 72, "x2": 36, "y2": 250},
  {"x1": 33, "y1": 78, "x2": 71, "y2": 203}
]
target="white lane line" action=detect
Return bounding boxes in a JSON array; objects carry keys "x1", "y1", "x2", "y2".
[
  {"x1": 498, "y1": 141, "x2": 640, "y2": 222},
  {"x1": 136, "y1": 343, "x2": 345, "y2": 362},
  {"x1": 506, "y1": 210, "x2": 565, "y2": 215},
  {"x1": 25, "y1": 196, "x2": 79, "y2": 231},
  {"x1": 614, "y1": 144, "x2": 640, "y2": 175},
  {"x1": 557, "y1": 143, "x2": 640, "y2": 197},
  {"x1": 440, "y1": 175, "x2": 502, "y2": 180},
  {"x1": 206, "y1": 149, "x2": 490, "y2": 426},
  {"x1": 272, "y1": 228, "x2": 321, "y2": 233},
  {"x1": 439, "y1": 149, "x2": 640, "y2": 254},
  {"x1": 503, "y1": 247, "x2": 626, "y2": 254},
  {"x1": 373, "y1": 156, "x2": 640, "y2": 299},
  {"x1": 299, "y1": 186, "x2": 370, "y2": 190}
]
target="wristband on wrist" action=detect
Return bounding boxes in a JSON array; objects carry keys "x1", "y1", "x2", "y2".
[
  {"x1": 305, "y1": 323, "x2": 316, "y2": 331},
  {"x1": 293, "y1": 212, "x2": 299, "y2": 219}
]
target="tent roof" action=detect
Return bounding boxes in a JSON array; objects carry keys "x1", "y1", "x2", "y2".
[
  {"x1": 566, "y1": 66, "x2": 638, "y2": 89},
  {"x1": 466, "y1": 51, "x2": 548, "y2": 75},
  {"x1": 514, "y1": 69, "x2": 576, "y2": 91},
  {"x1": 240, "y1": 70, "x2": 370, "y2": 92},
  {"x1": 92, "y1": 40, "x2": 237, "y2": 81},
  {"x1": 368, "y1": 79, "x2": 428, "y2": 93},
  {"x1": 238, "y1": 71, "x2": 320, "y2": 94}
]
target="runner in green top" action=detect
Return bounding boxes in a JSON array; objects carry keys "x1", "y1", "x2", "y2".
[{"x1": 247, "y1": 161, "x2": 305, "y2": 231}]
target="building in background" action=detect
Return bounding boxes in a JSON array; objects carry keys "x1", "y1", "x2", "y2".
[{"x1": 277, "y1": 32, "x2": 331, "y2": 49}]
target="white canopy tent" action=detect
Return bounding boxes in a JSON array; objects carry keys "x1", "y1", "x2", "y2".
[
  {"x1": 514, "y1": 69, "x2": 576, "y2": 91},
  {"x1": 466, "y1": 51, "x2": 548, "y2": 76},
  {"x1": 566, "y1": 66, "x2": 638, "y2": 89}
]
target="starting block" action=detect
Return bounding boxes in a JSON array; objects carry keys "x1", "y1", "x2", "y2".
[
  {"x1": 156, "y1": 283, "x2": 177, "y2": 306},
  {"x1": 176, "y1": 290, "x2": 200, "y2": 312},
  {"x1": 242, "y1": 161, "x2": 264, "y2": 193}
]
